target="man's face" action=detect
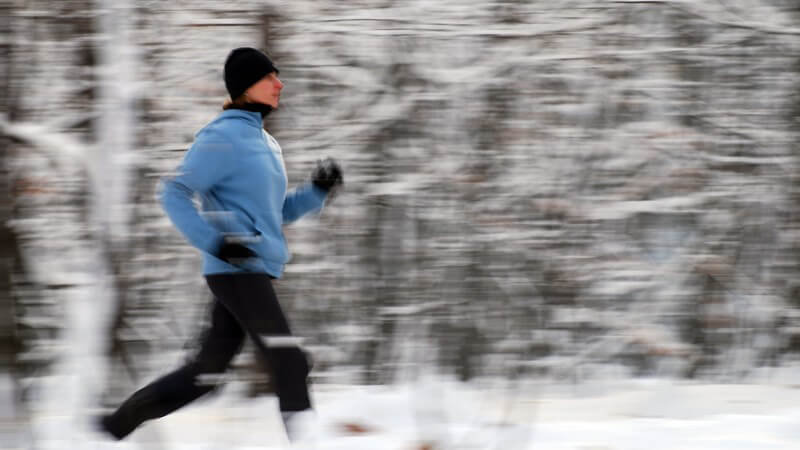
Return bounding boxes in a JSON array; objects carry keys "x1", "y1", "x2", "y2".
[{"x1": 245, "y1": 72, "x2": 283, "y2": 108}]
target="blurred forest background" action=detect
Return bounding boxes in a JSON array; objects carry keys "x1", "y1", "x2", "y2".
[{"x1": 2, "y1": 0, "x2": 800, "y2": 440}]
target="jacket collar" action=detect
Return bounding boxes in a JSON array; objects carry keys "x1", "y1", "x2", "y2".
[{"x1": 218, "y1": 109, "x2": 264, "y2": 129}]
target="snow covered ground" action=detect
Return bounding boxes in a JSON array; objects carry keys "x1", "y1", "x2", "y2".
[{"x1": 7, "y1": 375, "x2": 800, "y2": 449}]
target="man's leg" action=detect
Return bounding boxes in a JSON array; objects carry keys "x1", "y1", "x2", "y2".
[
  {"x1": 205, "y1": 274, "x2": 312, "y2": 414},
  {"x1": 100, "y1": 297, "x2": 245, "y2": 439}
]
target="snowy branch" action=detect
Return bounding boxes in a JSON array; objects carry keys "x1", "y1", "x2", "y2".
[
  {"x1": 612, "y1": 0, "x2": 800, "y2": 36},
  {"x1": 0, "y1": 116, "x2": 91, "y2": 172}
]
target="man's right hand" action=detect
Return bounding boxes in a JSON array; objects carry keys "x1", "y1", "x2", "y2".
[{"x1": 216, "y1": 240, "x2": 257, "y2": 264}]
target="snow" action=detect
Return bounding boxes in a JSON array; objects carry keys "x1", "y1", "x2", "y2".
[{"x1": 10, "y1": 377, "x2": 800, "y2": 449}]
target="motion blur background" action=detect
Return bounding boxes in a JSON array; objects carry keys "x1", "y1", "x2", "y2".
[{"x1": 2, "y1": 0, "x2": 800, "y2": 446}]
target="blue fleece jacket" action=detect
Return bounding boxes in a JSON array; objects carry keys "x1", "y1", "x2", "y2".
[{"x1": 160, "y1": 109, "x2": 327, "y2": 277}]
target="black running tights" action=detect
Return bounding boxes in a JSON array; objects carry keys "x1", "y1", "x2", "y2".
[{"x1": 103, "y1": 273, "x2": 311, "y2": 439}]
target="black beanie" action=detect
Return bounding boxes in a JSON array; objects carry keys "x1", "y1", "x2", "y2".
[{"x1": 224, "y1": 47, "x2": 279, "y2": 101}]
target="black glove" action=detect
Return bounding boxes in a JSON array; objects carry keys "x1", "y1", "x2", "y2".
[
  {"x1": 311, "y1": 158, "x2": 343, "y2": 192},
  {"x1": 215, "y1": 239, "x2": 257, "y2": 264}
]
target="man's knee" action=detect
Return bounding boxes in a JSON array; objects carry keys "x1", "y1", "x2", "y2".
[{"x1": 188, "y1": 358, "x2": 232, "y2": 388}]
